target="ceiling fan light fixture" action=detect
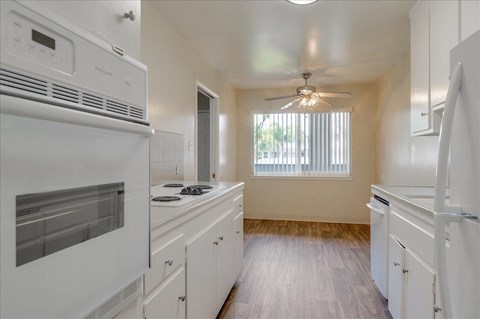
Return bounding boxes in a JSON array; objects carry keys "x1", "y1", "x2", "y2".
[
  {"x1": 298, "y1": 96, "x2": 319, "y2": 109},
  {"x1": 287, "y1": 0, "x2": 318, "y2": 5},
  {"x1": 298, "y1": 86, "x2": 316, "y2": 95}
]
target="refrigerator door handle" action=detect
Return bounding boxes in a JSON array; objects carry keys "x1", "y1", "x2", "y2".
[
  {"x1": 433, "y1": 62, "x2": 463, "y2": 319},
  {"x1": 434, "y1": 63, "x2": 463, "y2": 214}
]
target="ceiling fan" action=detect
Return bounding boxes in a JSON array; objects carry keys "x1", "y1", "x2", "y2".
[{"x1": 264, "y1": 72, "x2": 352, "y2": 111}]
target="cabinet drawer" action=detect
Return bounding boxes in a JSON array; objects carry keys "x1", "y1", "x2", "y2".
[
  {"x1": 144, "y1": 267, "x2": 186, "y2": 319},
  {"x1": 233, "y1": 194, "x2": 243, "y2": 211},
  {"x1": 390, "y1": 210, "x2": 434, "y2": 266},
  {"x1": 145, "y1": 234, "x2": 184, "y2": 294}
]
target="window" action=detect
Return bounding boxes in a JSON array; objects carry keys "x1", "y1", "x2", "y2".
[{"x1": 252, "y1": 112, "x2": 351, "y2": 177}]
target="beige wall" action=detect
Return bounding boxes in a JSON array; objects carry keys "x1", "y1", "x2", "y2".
[
  {"x1": 376, "y1": 54, "x2": 439, "y2": 186},
  {"x1": 141, "y1": 2, "x2": 237, "y2": 182},
  {"x1": 236, "y1": 84, "x2": 377, "y2": 223}
]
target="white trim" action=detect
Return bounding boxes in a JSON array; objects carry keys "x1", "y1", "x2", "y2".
[
  {"x1": 243, "y1": 215, "x2": 369, "y2": 225},
  {"x1": 249, "y1": 107, "x2": 353, "y2": 115},
  {"x1": 250, "y1": 175, "x2": 352, "y2": 181},
  {"x1": 196, "y1": 80, "x2": 219, "y2": 182}
]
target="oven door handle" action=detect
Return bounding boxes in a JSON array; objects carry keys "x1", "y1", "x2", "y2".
[{"x1": 1, "y1": 95, "x2": 154, "y2": 137}]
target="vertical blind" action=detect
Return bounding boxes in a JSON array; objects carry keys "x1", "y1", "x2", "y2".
[{"x1": 253, "y1": 112, "x2": 351, "y2": 177}]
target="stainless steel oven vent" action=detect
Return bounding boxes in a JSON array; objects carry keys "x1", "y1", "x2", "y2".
[{"x1": 0, "y1": 67, "x2": 146, "y2": 123}]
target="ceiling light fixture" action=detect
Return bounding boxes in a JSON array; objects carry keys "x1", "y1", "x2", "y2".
[{"x1": 287, "y1": 0, "x2": 318, "y2": 5}]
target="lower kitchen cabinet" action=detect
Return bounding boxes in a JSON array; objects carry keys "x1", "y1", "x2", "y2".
[
  {"x1": 186, "y1": 210, "x2": 236, "y2": 319},
  {"x1": 233, "y1": 211, "x2": 244, "y2": 277},
  {"x1": 387, "y1": 200, "x2": 441, "y2": 319},
  {"x1": 404, "y1": 247, "x2": 435, "y2": 319},
  {"x1": 215, "y1": 210, "x2": 236, "y2": 310},
  {"x1": 388, "y1": 235, "x2": 436, "y2": 319},
  {"x1": 388, "y1": 235, "x2": 404, "y2": 319},
  {"x1": 185, "y1": 223, "x2": 218, "y2": 319},
  {"x1": 134, "y1": 184, "x2": 244, "y2": 319},
  {"x1": 144, "y1": 267, "x2": 186, "y2": 319}
]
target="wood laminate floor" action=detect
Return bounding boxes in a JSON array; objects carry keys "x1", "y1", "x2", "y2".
[{"x1": 216, "y1": 219, "x2": 391, "y2": 319}]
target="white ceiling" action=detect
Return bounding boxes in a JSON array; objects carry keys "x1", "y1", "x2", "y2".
[{"x1": 152, "y1": 0, "x2": 413, "y2": 90}]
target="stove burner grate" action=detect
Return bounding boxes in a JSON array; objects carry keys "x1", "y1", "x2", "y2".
[
  {"x1": 163, "y1": 183, "x2": 184, "y2": 188},
  {"x1": 179, "y1": 187, "x2": 209, "y2": 195},
  {"x1": 152, "y1": 196, "x2": 181, "y2": 202},
  {"x1": 187, "y1": 184, "x2": 213, "y2": 189}
]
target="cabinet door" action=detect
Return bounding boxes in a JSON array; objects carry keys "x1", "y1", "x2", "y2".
[
  {"x1": 144, "y1": 268, "x2": 186, "y2": 319},
  {"x1": 388, "y1": 235, "x2": 404, "y2": 319},
  {"x1": 411, "y1": 1, "x2": 430, "y2": 133},
  {"x1": 430, "y1": 0, "x2": 459, "y2": 108},
  {"x1": 460, "y1": 0, "x2": 480, "y2": 41},
  {"x1": 186, "y1": 224, "x2": 218, "y2": 319},
  {"x1": 404, "y1": 249, "x2": 435, "y2": 319},
  {"x1": 233, "y1": 211, "x2": 244, "y2": 278},
  {"x1": 145, "y1": 234, "x2": 184, "y2": 294},
  {"x1": 215, "y1": 211, "x2": 236, "y2": 311}
]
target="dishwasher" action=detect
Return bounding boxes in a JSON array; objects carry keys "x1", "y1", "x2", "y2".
[{"x1": 367, "y1": 195, "x2": 389, "y2": 299}]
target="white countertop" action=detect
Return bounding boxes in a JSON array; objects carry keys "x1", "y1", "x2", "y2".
[
  {"x1": 150, "y1": 181, "x2": 244, "y2": 229},
  {"x1": 371, "y1": 185, "x2": 450, "y2": 215}
]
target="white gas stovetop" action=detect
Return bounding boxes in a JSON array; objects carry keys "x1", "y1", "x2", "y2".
[{"x1": 150, "y1": 182, "x2": 226, "y2": 207}]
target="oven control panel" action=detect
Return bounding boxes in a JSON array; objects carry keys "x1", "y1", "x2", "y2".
[{"x1": 6, "y1": 11, "x2": 74, "y2": 75}]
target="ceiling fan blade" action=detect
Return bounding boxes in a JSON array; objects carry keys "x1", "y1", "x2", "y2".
[
  {"x1": 315, "y1": 92, "x2": 352, "y2": 98},
  {"x1": 265, "y1": 94, "x2": 299, "y2": 101},
  {"x1": 280, "y1": 98, "x2": 301, "y2": 110},
  {"x1": 317, "y1": 96, "x2": 333, "y2": 107}
]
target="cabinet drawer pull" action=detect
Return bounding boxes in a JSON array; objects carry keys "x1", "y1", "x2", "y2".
[
  {"x1": 420, "y1": 112, "x2": 427, "y2": 117},
  {"x1": 235, "y1": 230, "x2": 240, "y2": 234},
  {"x1": 178, "y1": 296, "x2": 186, "y2": 302},
  {"x1": 219, "y1": 236, "x2": 224, "y2": 241},
  {"x1": 402, "y1": 269, "x2": 409, "y2": 274},
  {"x1": 165, "y1": 259, "x2": 174, "y2": 266},
  {"x1": 393, "y1": 262, "x2": 400, "y2": 267},
  {"x1": 238, "y1": 204, "x2": 243, "y2": 207},
  {"x1": 213, "y1": 241, "x2": 219, "y2": 246},
  {"x1": 434, "y1": 306, "x2": 442, "y2": 313}
]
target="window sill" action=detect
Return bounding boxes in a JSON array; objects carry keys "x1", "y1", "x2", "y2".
[{"x1": 250, "y1": 175, "x2": 353, "y2": 181}]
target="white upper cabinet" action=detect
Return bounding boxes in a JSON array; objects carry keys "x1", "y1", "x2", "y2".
[
  {"x1": 410, "y1": 0, "x2": 459, "y2": 136},
  {"x1": 430, "y1": 1, "x2": 459, "y2": 108},
  {"x1": 410, "y1": 1, "x2": 430, "y2": 134},
  {"x1": 460, "y1": 0, "x2": 480, "y2": 40}
]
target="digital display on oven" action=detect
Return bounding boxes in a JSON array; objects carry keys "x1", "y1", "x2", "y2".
[{"x1": 32, "y1": 29, "x2": 55, "y2": 50}]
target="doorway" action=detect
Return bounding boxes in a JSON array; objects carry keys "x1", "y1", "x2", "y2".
[{"x1": 196, "y1": 83, "x2": 218, "y2": 182}]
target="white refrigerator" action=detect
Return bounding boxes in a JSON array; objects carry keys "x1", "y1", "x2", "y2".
[{"x1": 433, "y1": 30, "x2": 480, "y2": 319}]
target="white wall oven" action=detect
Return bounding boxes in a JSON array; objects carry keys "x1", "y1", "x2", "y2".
[{"x1": 0, "y1": 1, "x2": 153, "y2": 318}]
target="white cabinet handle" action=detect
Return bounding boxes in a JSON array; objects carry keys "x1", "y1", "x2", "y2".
[
  {"x1": 165, "y1": 259, "x2": 173, "y2": 266},
  {"x1": 218, "y1": 236, "x2": 224, "y2": 241},
  {"x1": 366, "y1": 203, "x2": 385, "y2": 215},
  {"x1": 393, "y1": 262, "x2": 400, "y2": 267},
  {"x1": 420, "y1": 112, "x2": 428, "y2": 117},
  {"x1": 213, "y1": 241, "x2": 219, "y2": 246},
  {"x1": 235, "y1": 230, "x2": 241, "y2": 234},
  {"x1": 178, "y1": 296, "x2": 186, "y2": 302}
]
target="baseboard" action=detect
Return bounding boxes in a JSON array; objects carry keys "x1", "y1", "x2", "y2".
[{"x1": 244, "y1": 214, "x2": 370, "y2": 225}]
